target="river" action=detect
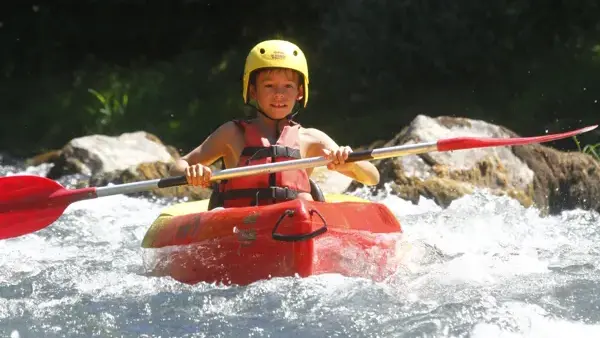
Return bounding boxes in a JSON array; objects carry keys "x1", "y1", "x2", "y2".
[{"x1": 1, "y1": 157, "x2": 599, "y2": 337}]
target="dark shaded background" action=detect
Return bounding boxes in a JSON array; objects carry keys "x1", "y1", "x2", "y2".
[{"x1": 1, "y1": 0, "x2": 599, "y2": 157}]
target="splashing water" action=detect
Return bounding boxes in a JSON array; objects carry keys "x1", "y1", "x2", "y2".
[{"x1": 1, "y1": 162, "x2": 600, "y2": 337}]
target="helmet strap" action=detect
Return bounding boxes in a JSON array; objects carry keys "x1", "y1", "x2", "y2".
[
  {"x1": 245, "y1": 101, "x2": 302, "y2": 122},
  {"x1": 245, "y1": 101, "x2": 302, "y2": 139}
]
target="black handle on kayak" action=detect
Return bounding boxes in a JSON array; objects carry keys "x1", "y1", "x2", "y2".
[{"x1": 272, "y1": 209, "x2": 328, "y2": 242}]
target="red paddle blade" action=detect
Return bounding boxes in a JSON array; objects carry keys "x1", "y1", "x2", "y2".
[
  {"x1": 0, "y1": 175, "x2": 97, "y2": 240},
  {"x1": 0, "y1": 175, "x2": 67, "y2": 239},
  {"x1": 437, "y1": 125, "x2": 598, "y2": 151}
]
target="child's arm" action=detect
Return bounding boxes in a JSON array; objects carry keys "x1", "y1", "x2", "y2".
[
  {"x1": 302, "y1": 128, "x2": 380, "y2": 186},
  {"x1": 169, "y1": 121, "x2": 238, "y2": 176}
]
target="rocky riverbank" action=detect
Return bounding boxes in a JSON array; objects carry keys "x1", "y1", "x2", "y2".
[{"x1": 19, "y1": 115, "x2": 600, "y2": 215}]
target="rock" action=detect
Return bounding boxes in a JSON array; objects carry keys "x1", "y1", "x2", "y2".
[
  {"x1": 370, "y1": 115, "x2": 534, "y2": 207},
  {"x1": 25, "y1": 150, "x2": 62, "y2": 167},
  {"x1": 354, "y1": 114, "x2": 597, "y2": 214},
  {"x1": 372, "y1": 153, "x2": 534, "y2": 209},
  {"x1": 310, "y1": 166, "x2": 353, "y2": 194},
  {"x1": 512, "y1": 144, "x2": 600, "y2": 214},
  {"x1": 354, "y1": 115, "x2": 538, "y2": 209},
  {"x1": 384, "y1": 115, "x2": 534, "y2": 187},
  {"x1": 47, "y1": 131, "x2": 175, "y2": 179},
  {"x1": 88, "y1": 161, "x2": 214, "y2": 201}
]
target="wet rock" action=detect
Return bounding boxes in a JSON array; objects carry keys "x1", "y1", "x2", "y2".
[
  {"x1": 351, "y1": 114, "x2": 598, "y2": 214},
  {"x1": 46, "y1": 131, "x2": 175, "y2": 179},
  {"x1": 309, "y1": 166, "x2": 353, "y2": 194},
  {"x1": 88, "y1": 161, "x2": 214, "y2": 201},
  {"x1": 25, "y1": 149, "x2": 61, "y2": 167},
  {"x1": 512, "y1": 144, "x2": 600, "y2": 214},
  {"x1": 353, "y1": 115, "x2": 535, "y2": 208}
]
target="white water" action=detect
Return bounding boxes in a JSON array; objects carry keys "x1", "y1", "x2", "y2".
[{"x1": 1, "y1": 161, "x2": 600, "y2": 337}]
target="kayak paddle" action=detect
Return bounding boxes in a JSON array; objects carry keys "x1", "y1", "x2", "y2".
[{"x1": 0, "y1": 124, "x2": 596, "y2": 240}]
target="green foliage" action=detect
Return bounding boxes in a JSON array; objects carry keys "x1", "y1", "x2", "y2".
[
  {"x1": 1, "y1": 1, "x2": 599, "y2": 157},
  {"x1": 573, "y1": 136, "x2": 600, "y2": 161},
  {"x1": 584, "y1": 144, "x2": 600, "y2": 161},
  {"x1": 86, "y1": 86, "x2": 129, "y2": 133}
]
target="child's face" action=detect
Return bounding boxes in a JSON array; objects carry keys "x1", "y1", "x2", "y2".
[{"x1": 249, "y1": 69, "x2": 304, "y2": 119}]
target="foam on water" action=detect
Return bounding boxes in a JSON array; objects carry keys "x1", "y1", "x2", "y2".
[{"x1": 2, "y1": 163, "x2": 600, "y2": 337}]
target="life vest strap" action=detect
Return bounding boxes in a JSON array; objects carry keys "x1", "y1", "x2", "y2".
[
  {"x1": 241, "y1": 145, "x2": 301, "y2": 161},
  {"x1": 219, "y1": 187, "x2": 304, "y2": 204}
]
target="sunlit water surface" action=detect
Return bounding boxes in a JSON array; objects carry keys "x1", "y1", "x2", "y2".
[{"x1": 1, "y1": 158, "x2": 599, "y2": 337}]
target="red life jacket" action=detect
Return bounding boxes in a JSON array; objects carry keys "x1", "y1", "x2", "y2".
[{"x1": 218, "y1": 120, "x2": 311, "y2": 207}]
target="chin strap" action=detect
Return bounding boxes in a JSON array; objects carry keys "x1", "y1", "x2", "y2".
[
  {"x1": 245, "y1": 101, "x2": 302, "y2": 138},
  {"x1": 246, "y1": 101, "x2": 301, "y2": 122}
]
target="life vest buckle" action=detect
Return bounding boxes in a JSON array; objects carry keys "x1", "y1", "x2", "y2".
[{"x1": 264, "y1": 186, "x2": 296, "y2": 200}]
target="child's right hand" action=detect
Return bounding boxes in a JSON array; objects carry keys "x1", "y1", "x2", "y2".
[{"x1": 185, "y1": 164, "x2": 213, "y2": 187}]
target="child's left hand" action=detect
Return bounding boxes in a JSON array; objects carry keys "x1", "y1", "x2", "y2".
[{"x1": 322, "y1": 146, "x2": 354, "y2": 171}]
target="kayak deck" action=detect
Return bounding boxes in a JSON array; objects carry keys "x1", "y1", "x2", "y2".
[{"x1": 142, "y1": 194, "x2": 404, "y2": 285}]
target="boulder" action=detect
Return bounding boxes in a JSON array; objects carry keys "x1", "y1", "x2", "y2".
[
  {"x1": 352, "y1": 115, "x2": 535, "y2": 208},
  {"x1": 512, "y1": 144, "x2": 600, "y2": 214},
  {"x1": 88, "y1": 161, "x2": 214, "y2": 201},
  {"x1": 353, "y1": 115, "x2": 599, "y2": 214},
  {"x1": 25, "y1": 150, "x2": 61, "y2": 167},
  {"x1": 309, "y1": 166, "x2": 353, "y2": 194},
  {"x1": 46, "y1": 131, "x2": 177, "y2": 179}
]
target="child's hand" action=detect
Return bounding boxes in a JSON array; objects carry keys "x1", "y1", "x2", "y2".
[
  {"x1": 185, "y1": 164, "x2": 213, "y2": 187},
  {"x1": 322, "y1": 146, "x2": 353, "y2": 171}
]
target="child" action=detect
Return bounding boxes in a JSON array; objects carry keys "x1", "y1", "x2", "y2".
[{"x1": 169, "y1": 39, "x2": 379, "y2": 208}]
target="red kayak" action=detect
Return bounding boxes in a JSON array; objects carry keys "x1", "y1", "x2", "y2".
[{"x1": 141, "y1": 194, "x2": 404, "y2": 285}]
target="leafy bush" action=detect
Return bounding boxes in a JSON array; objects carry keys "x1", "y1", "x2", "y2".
[{"x1": 1, "y1": 1, "x2": 599, "y2": 156}]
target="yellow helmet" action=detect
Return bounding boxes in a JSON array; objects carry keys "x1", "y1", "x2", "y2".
[{"x1": 242, "y1": 40, "x2": 309, "y2": 108}]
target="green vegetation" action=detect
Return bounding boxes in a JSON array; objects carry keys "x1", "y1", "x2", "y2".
[
  {"x1": 1, "y1": 1, "x2": 599, "y2": 157},
  {"x1": 573, "y1": 136, "x2": 600, "y2": 161}
]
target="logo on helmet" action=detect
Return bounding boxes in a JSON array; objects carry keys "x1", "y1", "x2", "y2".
[{"x1": 271, "y1": 51, "x2": 286, "y2": 60}]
